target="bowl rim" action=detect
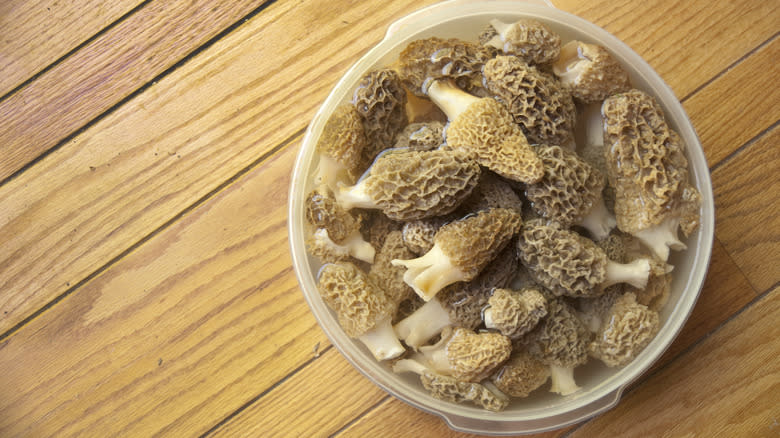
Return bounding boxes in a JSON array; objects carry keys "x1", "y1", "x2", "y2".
[{"x1": 288, "y1": 0, "x2": 715, "y2": 434}]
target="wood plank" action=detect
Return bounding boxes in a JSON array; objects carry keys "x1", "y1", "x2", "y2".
[
  {"x1": 326, "y1": 239, "x2": 756, "y2": 437},
  {"x1": 0, "y1": 0, "x2": 442, "y2": 334},
  {"x1": 568, "y1": 288, "x2": 779, "y2": 438},
  {"x1": 0, "y1": 0, "x2": 270, "y2": 182},
  {"x1": 712, "y1": 126, "x2": 779, "y2": 292},
  {"x1": 683, "y1": 37, "x2": 780, "y2": 166},
  {"x1": 0, "y1": 0, "x2": 143, "y2": 96},
  {"x1": 0, "y1": 144, "x2": 330, "y2": 437},
  {"x1": 209, "y1": 349, "x2": 387, "y2": 438},
  {"x1": 553, "y1": 0, "x2": 779, "y2": 99}
]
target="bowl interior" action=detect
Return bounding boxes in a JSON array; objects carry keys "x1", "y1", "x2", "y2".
[{"x1": 288, "y1": 1, "x2": 714, "y2": 434}]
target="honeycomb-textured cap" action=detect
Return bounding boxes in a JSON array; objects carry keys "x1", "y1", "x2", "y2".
[
  {"x1": 369, "y1": 231, "x2": 416, "y2": 305},
  {"x1": 397, "y1": 37, "x2": 494, "y2": 97},
  {"x1": 420, "y1": 372, "x2": 509, "y2": 412},
  {"x1": 602, "y1": 89, "x2": 701, "y2": 235},
  {"x1": 459, "y1": 171, "x2": 523, "y2": 215},
  {"x1": 364, "y1": 148, "x2": 481, "y2": 221},
  {"x1": 305, "y1": 187, "x2": 361, "y2": 243},
  {"x1": 353, "y1": 68, "x2": 408, "y2": 168},
  {"x1": 491, "y1": 350, "x2": 550, "y2": 398},
  {"x1": 446, "y1": 327, "x2": 512, "y2": 382},
  {"x1": 317, "y1": 262, "x2": 394, "y2": 338},
  {"x1": 436, "y1": 208, "x2": 523, "y2": 280},
  {"x1": 517, "y1": 219, "x2": 607, "y2": 297},
  {"x1": 446, "y1": 97, "x2": 544, "y2": 183},
  {"x1": 483, "y1": 55, "x2": 576, "y2": 146},
  {"x1": 487, "y1": 287, "x2": 547, "y2": 339},
  {"x1": 525, "y1": 145, "x2": 605, "y2": 226},
  {"x1": 588, "y1": 292, "x2": 660, "y2": 367},
  {"x1": 553, "y1": 40, "x2": 632, "y2": 103},
  {"x1": 316, "y1": 104, "x2": 367, "y2": 181},
  {"x1": 525, "y1": 298, "x2": 591, "y2": 368},
  {"x1": 393, "y1": 121, "x2": 445, "y2": 151},
  {"x1": 490, "y1": 18, "x2": 561, "y2": 65}
]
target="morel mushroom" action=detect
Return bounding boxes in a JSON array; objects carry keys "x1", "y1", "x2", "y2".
[
  {"x1": 602, "y1": 89, "x2": 702, "y2": 261},
  {"x1": 369, "y1": 231, "x2": 417, "y2": 306},
  {"x1": 553, "y1": 40, "x2": 632, "y2": 103},
  {"x1": 483, "y1": 287, "x2": 547, "y2": 339},
  {"x1": 490, "y1": 349, "x2": 551, "y2": 398},
  {"x1": 525, "y1": 298, "x2": 591, "y2": 395},
  {"x1": 314, "y1": 104, "x2": 367, "y2": 189},
  {"x1": 305, "y1": 187, "x2": 375, "y2": 263},
  {"x1": 414, "y1": 327, "x2": 512, "y2": 382},
  {"x1": 392, "y1": 121, "x2": 445, "y2": 151},
  {"x1": 396, "y1": 37, "x2": 494, "y2": 97},
  {"x1": 481, "y1": 18, "x2": 561, "y2": 65},
  {"x1": 427, "y1": 79, "x2": 544, "y2": 183},
  {"x1": 525, "y1": 145, "x2": 616, "y2": 240},
  {"x1": 392, "y1": 208, "x2": 522, "y2": 301},
  {"x1": 318, "y1": 262, "x2": 405, "y2": 361},
  {"x1": 517, "y1": 219, "x2": 653, "y2": 298},
  {"x1": 458, "y1": 171, "x2": 524, "y2": 215},
  {"x1": 353, "y1": 68, "x2": 408, "y2": 166},
  {"x1": 393, "y1": 358, "x2": 510, "y2": 412},
  {"x1": 483, "y1": 55, "x2": 577, "y2": 146},
  {"x1": 588, "y1": 292, "x2": 660, "y2": 367},
  {"x1": 335, "y1": 148, "x2": 481, "y2": 221}
]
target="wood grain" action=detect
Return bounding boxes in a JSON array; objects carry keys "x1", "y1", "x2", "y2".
[
  {"x1": 0, "y1": 0, "x2": 270, "y2": 182},
  {"x1": 568, "y1": 287, "x2": 779, "y2": 438},
  {"x1": 0, "y1": 0, "x2": 440, "y2": 334},
  {"x1": 0, "y1": 0, "x2": 143, "y2": 96},
  {"x1": 209, "y1": 348, "x2": 387, "y2": 438},
  {"x1": 0, "y1": 144, "x2": 330, "y2": 437},
  {"x1": 712, "y1": 126, "x2": 779, "y2": 292},
  {"x1": 552, "y1": 0, "x2": 779, "y2": 99},
  {"x1": 683, "y1": 36, "x2": 780, "y2": 166}
]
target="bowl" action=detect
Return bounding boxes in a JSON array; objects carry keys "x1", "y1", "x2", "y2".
[{"x1": 288, "y1": 0, "x2": 715, "y2": 434}]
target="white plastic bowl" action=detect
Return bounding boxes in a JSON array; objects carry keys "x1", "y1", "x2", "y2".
[{"x1": 288, "y1": 0, "x2": 715, "y2": 434}]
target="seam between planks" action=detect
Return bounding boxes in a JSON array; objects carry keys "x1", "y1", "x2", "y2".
[
  {"x1": 559, "y1": 280, "x2": 778, "y2": 437},
  {"x1": 0, "y1": 0, "x2": 280, "y2": 189},
  {"x1": 678, "y1": 32, "x2": 779, "y2": 104},
  {"x1": 199, "y1": 344, "x2": 337, "y2": 438},
  {"x1": 0, "y1": 128, "x2": 304, "y2": 343},
  {"x1": 328, "y1": 395, "x2": 393, "y2": 438},
  {"x1": 708, "y1": 120, "x2": 778, "y2": 173},
  {"x1": 0, "y1": 0, "x2": 155, "y2": 105}
]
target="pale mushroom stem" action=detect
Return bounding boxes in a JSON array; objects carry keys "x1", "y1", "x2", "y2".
[
  {"x1": 427, "y1": 80, "x2": 480, "y2": 121},
  {"x1": 358, "y1": 318, "x2": 406, "y2": 361}
]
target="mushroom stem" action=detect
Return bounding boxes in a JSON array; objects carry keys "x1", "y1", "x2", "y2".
[
  {"x1": 394, "y1": 298, "x2": 452, "y2": 348},
  {"x1": 358, "y1": 317, "x2": 406, "y2": 361},
  {"x1": 603, "y1": 258, "x2": 651, "y2": 290},
  {"x1": 392, "y1": 244, "x2": 468, "y2": 301},
  {"x1": 578, "y1": 196, "x2": 617, "y2": 241},
  {"x1": 633, "y1": 217, "x2": 686, "y2": 262},
  {"x1": 427, "y1": 80, "x2": 481, "y2": 121}
]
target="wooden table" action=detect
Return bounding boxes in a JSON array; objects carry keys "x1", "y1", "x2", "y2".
[{"x1": 0, "y1": 0, "x2": 777, "y2": 436}]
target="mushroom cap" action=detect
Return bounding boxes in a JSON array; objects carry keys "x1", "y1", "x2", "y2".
[
  {"x1": 438, "y1": 244, "x2": 519, "y2": 329},
  {"x1": 353, "y1": 68, "x2": 408, "y2": 167},
  {"x1": 317, "y1": 262, "x2": 395, "y2": 338},
  {"x1": 445, "y1": 327, "x2": 513, "y2": 382},
  {"x1": 525, "y1": 145, "x2": 606, "y2": 226},
  {"x1": 369, "y1": 230, "x2": 417, "y2": 305},
  {"x1": 602, "y1": 89, "x2": 701, "y2": 235},
  {"x1": 588, "y1": 292, "x2": 660, "y2": 367},
  {"x1": 525, "y1": 298, "x2": 591, "y2": 368},
  {"x1": 483, "y1": 55, "x2": 576, "y2": 146},
  {"x1": 316, "y1": 104, "x2": 367, "y2": 181},
  {"x1": 305, "y1": 187, "x2": 361, "y2": 243},
  {"x1": 458, "y1": 171, "x2": 524, "y2": 215},
  {"x1": 491, "y1": 350, "x2": 551, "y2": 397},
  {"x1": 446, "y1": 97, "x2": 544, "y2": 183},
  {"x1": 553, "y1": 40, "x2": 632, "y2": 103},
  {"x1": 436, "y1": 208, "x2": 523, "y2": 280},
  {"x1": 487, "y1": 287, "x2": 548, "y2": 339},
  {"x1": 517, "y1": 219, "x2": 607, "y2": 297},
  {"x1": 397, "y1": 37, "x2": 494, "y2": 97},
  {"x1": 360, "y1": 210, "x2": 402, "y2": 251},
  {"x1": 401, "y1": 215, "x2": 452, "y2": 256},
  {"x1": 363, "y1": 148, "x2": 481, "y2": 221},
  {"x1": 392, "y1": 121, "x2": 445, "y2": 151},
  {"x1": 491, "y1": 18, "x2": 561, "y2": 65},
  {"x1": 420, "y1": 372, "x2": 510, "y2": 412}
]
